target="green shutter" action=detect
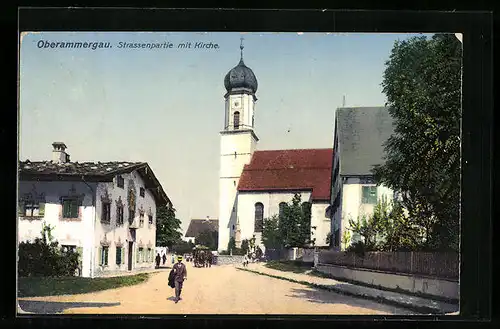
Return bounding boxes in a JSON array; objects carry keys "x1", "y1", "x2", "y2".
[
  {"x1": 72, "y1": 200, "x2": 79, "y2": 218},
  {"x1": 18, "y1": 201, "x2": 24, "y2": 217},
  {"x1": 122, "y1": 247, "x2": 125, "y2": 264},
  {"x1": 62, "y1": 201, "x2": 69, "y2": 218},
  {"x1": 98, "y1": 247, "x2": 102, "y2": 265},
  {"x1": 39, "y1": 203, "x2": 45, "y2": 217}
]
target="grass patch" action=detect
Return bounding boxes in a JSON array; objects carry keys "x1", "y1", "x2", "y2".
[
  {"x1": 18, "y1": 273, "x2": 151, "y2": 297},
  {"x1": 264, "y1": 260, "x2": 314, "y2": 274}
]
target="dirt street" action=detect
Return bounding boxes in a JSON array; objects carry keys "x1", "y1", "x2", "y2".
[{"x1": 18, "y1": 262, "x2": 413, "y2": 315}]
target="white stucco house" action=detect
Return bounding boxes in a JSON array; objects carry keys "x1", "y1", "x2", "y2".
[
  {"x1": 330, "y1": 107, "x2": 396, "y2": 250},
  {"x1": 218, "y1": 43, "x2": 333, "y2": 252},
  {"x1": 18, "y1": 142, "x2": 172, "y2": 277}
]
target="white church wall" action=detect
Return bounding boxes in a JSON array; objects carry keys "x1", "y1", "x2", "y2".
[
  {"x1": 218, "y1": 131, "x2": 257, "y2": 252},
  {"x1": 237, "y1": 190, "x2": 315, "y2": 247},
  {"x1": 93, "y1": 170, "x2": 157, "y2": 276},
  {"x1": 220, "y1": 132, "x2": 257, "y2": 156},
  {"x1": 340, "y1": 177, "x2": 393, "y2": 249},
  {"x1": 310, "y1": 201, "x2": 331, "y2": 247},
  {"x1": 18, "y1": 181, "x2": 97, "y2": 277},
  {"x1": 219, "y1": 179, "x2": 239, "y2": 252}
]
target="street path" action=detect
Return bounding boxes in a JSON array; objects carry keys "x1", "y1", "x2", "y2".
[{"x1": 18, "y1": 262, "x2": 413, "y2": 315}]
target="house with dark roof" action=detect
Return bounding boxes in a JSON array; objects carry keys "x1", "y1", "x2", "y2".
[
  {"x1": 184, "y1": 218, "x2": 219, "y2": 244},
  {"x1": 330, "y1": 107, "x2": 396, "y2": 250},
  {"x1": 18, "y1": 142, "x2": 172, "y2": 278}
]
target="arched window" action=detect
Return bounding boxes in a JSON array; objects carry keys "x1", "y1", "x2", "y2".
[
  {"x1": 234, "y1": 111, "x2": 240, "y2": 129},
  {"x1": 254, "y1": 202, "x2": 264, "y2": 232},
  {"x1": 278, "y1": 202, "x2": 287, "y2": 218}
]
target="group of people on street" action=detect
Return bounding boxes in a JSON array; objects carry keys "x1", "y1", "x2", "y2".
[{"x1": 155, "y1": 253, "x2": 168, "y2": 268}]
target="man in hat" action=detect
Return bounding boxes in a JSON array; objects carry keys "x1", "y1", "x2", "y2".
[{"x1": 172, "y1": 255, "x2": 187, "y2": 303}]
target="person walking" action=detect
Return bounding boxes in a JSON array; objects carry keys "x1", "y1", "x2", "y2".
[
  {"x1": 162, "y1": 253, "x2": 167, "y2": 265},
  {"x1": 155, "y1": 253, "x2": 161, "y2": 268},
  {"x1": 172, "y1": 255, "x2": 187, "y2": 303}
]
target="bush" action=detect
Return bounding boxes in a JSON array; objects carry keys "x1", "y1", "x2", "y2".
[
  {"x1": 18, "y1": 238, "x2": 80, "y2": 277},
  {"x1": 18, "y1": 222, "x2": 80, "y2": 277},
  {"x1": 346, "y1": 241, "x2": 367, "y2": 258}
]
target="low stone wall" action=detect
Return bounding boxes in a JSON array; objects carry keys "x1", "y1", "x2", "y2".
[
  {"x1": 214, "y1": 255, "x2": 245, "y2": 265},
  {"x1": 315, "y1": 263, "x2": 459, "y2": 301}
]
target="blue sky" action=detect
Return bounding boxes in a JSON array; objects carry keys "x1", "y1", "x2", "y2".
[{"x1": 19, "y1": 32, "x2": 432, "y2": 233}]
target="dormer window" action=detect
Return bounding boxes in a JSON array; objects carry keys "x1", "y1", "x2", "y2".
[
  {"x1": 140, "y1": 187, "x2": 145, "y2": 197},
  {"x1": 117, "y1": 175, "x2": 124, "y2": 188}
]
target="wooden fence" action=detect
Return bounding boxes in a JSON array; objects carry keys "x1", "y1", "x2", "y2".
[{"x1": 318, "y1": 251, "x2": 459, "y2": 279}]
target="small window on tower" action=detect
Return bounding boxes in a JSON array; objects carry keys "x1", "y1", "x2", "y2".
[
  {"x1": 234, "y1": 111, "x2": 240, "y2": 129},
  {"x1": 233, "y1": 181, "x2": 236, "y2": 186}
]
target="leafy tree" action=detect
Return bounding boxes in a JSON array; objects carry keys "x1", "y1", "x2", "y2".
[
  {"x1": 195, "y1": 229, "x2": 218, "y2": 250},
  {"x1": 262, "y1": 215, "x2": 282, "y2": 250},
  {"x1": 227, "y1": 237, "x2": 236, "y2": 252},
  {"x1": 341, "y1": 230, "x2": 351, "y2": 250},
  {"x1": 372, "y1": 34, "x2": 461, "y2": 251},
  {"x1": 156, "y1": 204, "x2": 183, "y2": 248},
  {"x1": 18, "y1": 222, "x2": 79, "y2": 277},
  {"x1": 240, "y1": 239, "x2": 250, "y2": 254},
  {"x1": 279, "y1": 194, "x2": 313, "y2": 248},
  {"x1": 171, "y1": 240, "x2": 195, "y2": 255}
]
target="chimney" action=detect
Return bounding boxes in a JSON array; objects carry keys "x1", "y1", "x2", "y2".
[{"x1": 52, "y1": 142, "x2": 70, "y2": 163}]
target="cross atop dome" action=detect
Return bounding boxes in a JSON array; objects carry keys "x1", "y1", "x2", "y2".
[{"x1": 240, "y1": 37, "x2": 244, "y2": 62}]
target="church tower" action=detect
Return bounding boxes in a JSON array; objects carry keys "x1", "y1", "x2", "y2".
[{"x1": 218, "y1": 39, "x2": 259, "y2": 252}]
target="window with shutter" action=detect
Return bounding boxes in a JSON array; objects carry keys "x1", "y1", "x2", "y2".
[
  {"x1": 18, "y1": 201, "x2": 24, "y2": 217},
  {"x1": 62, "y1": 198, "x2": 80, "y2": 218},
  {"x1": 101, "y1": 202, "x2": 111, "y2": 224},
  {"x1": 121, "y1": 247, "x2": 125, "y2": 264},
  {"x1": 103, "y1": 246, "x2": 109, "y2": 266},
  {"x1": 116, "y1": 247, "x2": 122, "y2": 265},
  {"x1": 361, "y1": 186, "x2": 378, "y2": 204}
]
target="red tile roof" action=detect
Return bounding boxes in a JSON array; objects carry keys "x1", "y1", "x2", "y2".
[{"x1": 237, "y1": 148, "x2": 334, "y2": 201}]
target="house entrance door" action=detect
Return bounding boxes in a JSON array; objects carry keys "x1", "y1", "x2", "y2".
[{"x1": 128, "y1": 241, "x2": 133, "y2": 271}]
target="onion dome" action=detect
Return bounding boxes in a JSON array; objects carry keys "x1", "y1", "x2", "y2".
[{"x1": 224, "y1": 38, "x2": 258, "y2": 93}]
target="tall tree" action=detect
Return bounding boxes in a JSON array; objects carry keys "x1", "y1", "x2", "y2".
[
  {"x1": 372, "y1": 34, "x2": 461, "y2": 251},
  {"x1": 155, "y1": 204, "x2": 183, "y2": 248},
  {"x1": 278, "y1": 193, "x2": 313, "y2": 248},
  {"x1": 262, "y1": 215, "x2": 281, "y2": 250}
]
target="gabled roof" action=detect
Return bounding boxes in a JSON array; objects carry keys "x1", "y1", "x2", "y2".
[
  {"x1": 18, "y1": 160, "x2": 171, "y2": 207},
  {"x1": 237, "y1": 148, "x2": 334, "y2": 201},
  {"x1": 185, "y1": 219, "x2": 219, "y2": 238},
  {"x1": 335, "y1": 107, "x2": 394, "y2": 176}
]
